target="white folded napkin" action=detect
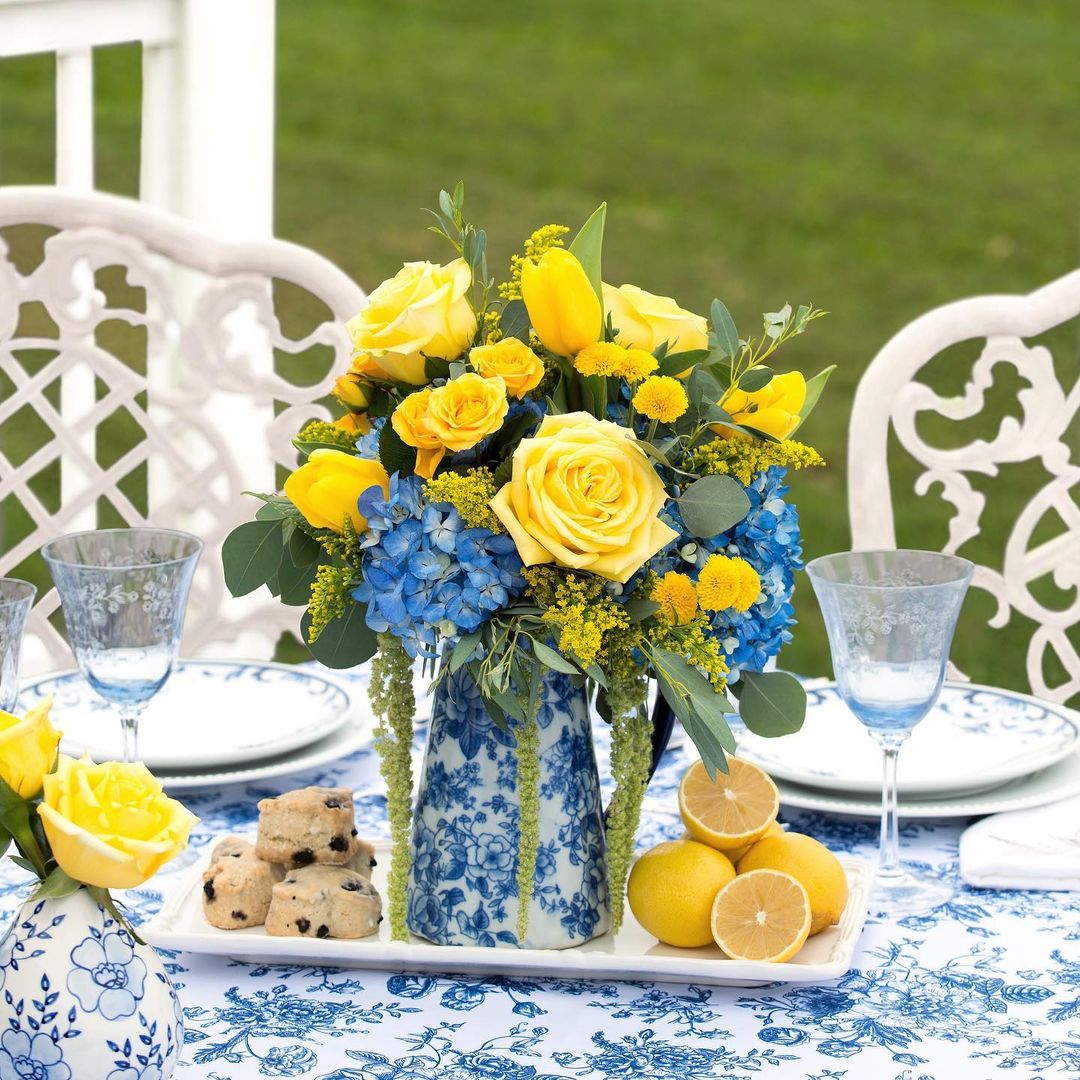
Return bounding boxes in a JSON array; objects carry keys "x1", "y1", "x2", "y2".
[{"x1": 959, "y1": 794, "x2": 1080, "y2": 891}]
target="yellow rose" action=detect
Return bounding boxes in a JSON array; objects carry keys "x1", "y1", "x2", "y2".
[
  {"x1": 717, "y1": 371, "x2": 806, "y2": 440},
  {"x1": 38, "y1": 755, "x2": 198, "y2": 889},
  {"x1": 469, "y1": 338, "x2": 545, "y2": 399},
  {"x1": 490, "y1": 412, "x2": 679, "y2": 583},
  {"x1": 603, "y1": 283, "x2": 708, "y2": 355},
  {"x1": 392, "y1": 388, "x2": 446, "y2": 480},
  {"x1": 283, "y1": 449, "x2": 390, "y2": 533},
  {"x1": 426, "y1": 373, "x2": 509, "y2": 452},
  {"x1": 520, "y1": 248, "x2": 602, "y2": 357},
  {"x1": 0, "y1": 699, "x2": 60, "y2": 799},
  {"x1": 346, "y1": 259, "x2": 477, "y2": 384}
]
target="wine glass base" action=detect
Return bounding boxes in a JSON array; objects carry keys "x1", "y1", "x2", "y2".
[{"x1": 870, "y1": 867, "x2": 953, "y2": 918}]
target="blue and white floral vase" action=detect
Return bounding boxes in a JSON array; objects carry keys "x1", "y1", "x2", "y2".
[
  {"x1": 0, "y1": 889, "x2": 183, "y2": 1080},
  {"x1": 408, "y1": 666, "x2": 610, "y2": 949}
]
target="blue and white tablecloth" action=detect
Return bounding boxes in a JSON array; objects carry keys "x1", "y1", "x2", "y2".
[{"x1": 2, "y1": 669, "x2": 1079, "y2": 1079}]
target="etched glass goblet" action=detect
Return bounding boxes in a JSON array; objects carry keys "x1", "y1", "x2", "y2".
[
  {"x1": 0, "y1": 578, "x2": 37, "y2": 712},
  {"x1": 42, "y1": 528, "x2": 203, "y2": 762},
  {"x1": 806, "y1": 549, "x2": 973, "y2": 916}
]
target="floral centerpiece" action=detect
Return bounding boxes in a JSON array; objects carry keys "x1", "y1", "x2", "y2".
[
  {"x1": 223, "y1": 186, "x2": 831, "y2": 947},
  {"x1": 0, "y1": 700, "x2": 196, "y2": 1079}
]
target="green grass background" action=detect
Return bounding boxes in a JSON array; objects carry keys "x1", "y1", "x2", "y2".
[{"x1": 2, "y1": 0, "x2": 1079, "y2": 693}]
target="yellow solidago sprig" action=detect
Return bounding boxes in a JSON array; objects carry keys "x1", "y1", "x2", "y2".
[
  {"x1": 498, "y1": 224, "x2": 570, "y2": 301},
  {"x1": 524, "y1": 568, "x2": 630, "y2": 668},
  {"x1": 423, "y1": 468, "x2": 504, "y2": 532},
  {"x1": 632, "y1": 376, "x2": 689, "y2": 424},
  {"x1": 297, "y1": 419, "x2": 359, "y2": 453},
  {"x1": 306, "y1": 565, "x2": 354, "y2": 643},
  {"x1": 686, "y1": 438, "x2": 825, "y2": 487},
  {"x1": 697, "y1": 554, "x2": 760, "y2": 613}
]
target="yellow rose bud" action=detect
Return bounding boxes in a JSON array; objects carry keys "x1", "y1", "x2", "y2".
[
  {"x1": 346, "y1": 259, "x2": 477, "y2": 385},
  {"x1": 490, "y1": 412, "x2": 679, "y2": 583},
  {"x1": 603, "y1": 282, "x2": 708, "y2": 355},
  {"x1": 520, "y1": 248, "x2": 602, "y2": 357},
  {"x1": 283, "y1": 449, "x2": 390, "y2": 533},
  {"x1": 0, "y1": 698, "x2": 60, "y2": 799},
  {"x1": 392, "y1": 388, "x2": 446, "y2": 480},
  {"x1": 333, "y1": 372, "x2": 374, "y2": 411},
  {"x1": 716, "y1": 371, "x2": 806, "y2": 440},
  {"x1": 469, "y1": 338, "x2": 545, "y2": 399},
  {"x1": 38, "y1": 755, "x2": 198, "y2": 889},
  {"x1": 426, "y1": 373, "x2": 509, "y2": 452}
]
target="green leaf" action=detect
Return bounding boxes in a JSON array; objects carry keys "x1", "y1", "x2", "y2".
[
  {"x1": 255, "y1": 502, "x2": 285, "y2": 521},
  {"x1": 289, "y1": 527, "x2": 322, "y2": 568},
  {"x1": 31, "y1": 866, "x2": 83, "y2": 901},
  {"x1": 488, "y1": 408, "x2": 540, "y2": 457},
  {"x1": 529, "y1": 637, "x2": 581, "y2": 675},
  {"x1": 425, "y1": 355, "x2": 452, "y2": 381},
  {"x1": 0, "y1": 824, "x2": 9, "y2": 861},
  {"x1": 301, "y1": 606, "x2": 379, "y2": 669},
  {"x1": 276, "y1": 550, "x2": 318, "y2": 606},
  {"x1": 737, "y1": 670, "x2": 807, "y2": 737},
  {"x1": 677, "y1": 475, "x2": 751, "y2": 537},
  {"x1": 500, "y1": 298, "x2": 531, "y2": 342},
  {"x1": 763, "y1": 303, "x2": 793, "y2": 339},
  {"x1": 656, "y1": 348, "x2": 708, "y2": 377},
  {"x1": 449, "y1": 631, "x2": 482, "y2": 673},
  {"x1": 223, "y1": 519, "x2": 285, "y2": 597},
  {"x1": 710, "y1": 299, "x2": 740, "y2": 360},
  {"x1": 623, "y1": 598, "x2": 661, "y2": 623},
  {"x1": 491, "y1": 686, "x2": 526, "y2": 724},
  {"x1": 737, "y1": 366, "x2": 774, "y2": 393},
  {"x1": 687, "y1": 365, "x2": 725, "y2": 411},
  {"x1": 569, "y1": 202, "x2": 607, "y2": 303},
  {"x1": 681, "y1": 711, "x2": 731, "y2": 779},
  {"x1": 378, "y1": 419, "x2": 417, "y2": 476},
  {"x1": 585, "y1": 663, "x2": 608, "y2": 689},
  {"x1": 789, "y1": 364, "x2": 837, "y2": 435}
]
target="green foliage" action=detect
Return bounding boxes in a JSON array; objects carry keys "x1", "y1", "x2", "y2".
[
  {"x1": 676, "y1": 475, "x2": 751, "y2": 537},
  {"x1": 709, "y1": 299, "x2": 740, "y2": 360},
  {"x1": 499, "y1": 298, "x2": 530, "y2": 342},
  {"x1": 222, "y1": 519, "x2": 285, "y2": 597},
  {"x1": 734, "y1": 670, "x2": 807, "y2": 737},
  {"x1": 300, "y1": 603, "x2": 378, "y2": 668},
  {"x1": 790, "y1": 365, "x2": 838, "y2": 435},
  {"x1": 378, "y1": 418, "x2": 417, "y2": 476},
  {"x1": 568, "y1": 202, "x2": 607, "y2": 303}
]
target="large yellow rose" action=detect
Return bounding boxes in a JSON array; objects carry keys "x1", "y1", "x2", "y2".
[
  {"x1": 717, "y1": 371, "x2": 806, "y2": 440},
  {"x1": 392, "y1": 388, "x2": 446, "y2": 480},
  {"x1": 469, "y1": 338, "x2": 546, "y2": 399},
  {"x1": 38, "y1": 755, "x2": 198, "y2": 889},
  {"x1": 346, "y1": 259, "x2": 477, "y2": 384},
  {"x1": 490, "y1": 412, "x2": 679, "y2": 583},
  {"x1": 0, "y1": 699, "x2": 60, "y2": 799},
  {"x1": 603, "y1": 283, "x2": 708, "y2": 355},
  {"x1": 426, "y1": 373, "x2": 509, "y2": 452},
  {"x1": 284, "y1": 449, "x2": 390, "y2": 533},
  {"x1": 520, "y1": 248, "x2": 602, "y2": 357}
]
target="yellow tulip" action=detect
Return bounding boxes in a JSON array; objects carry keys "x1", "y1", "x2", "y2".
[
  {"x1": 520, "y1": 248, "x2": 601, "y2": 357},
  {"x1": 717, "y1": 371, "x2": 807, "y2": 440},
  {"x1": 283, "y1": 449, "x2": 390, "y2": 533},
  {"x1": 38, "y1": 755, "x2": 198, "y2": 890},
  {"x1": 0, "y1": 698, "x2": 60, "y2": 799}
]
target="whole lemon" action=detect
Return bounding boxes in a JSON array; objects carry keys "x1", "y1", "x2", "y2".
[
  {"x1": 627, "y1": 838, "x2": 735, "y2": 947},
  {"x1": 721, "y1": 820, "x2": 785, "y2": 864},
  {"x1": 736, "y1": 832, "x2": 848, "y2": 935}
]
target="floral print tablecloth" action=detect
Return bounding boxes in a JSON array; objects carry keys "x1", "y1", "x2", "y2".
[{"x1": 2, "y1": 668, "x2": 1079, "y2": 1079}]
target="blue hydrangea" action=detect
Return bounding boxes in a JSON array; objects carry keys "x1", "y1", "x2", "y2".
[
  {"x1": 354, "y1": 473, "x2": 526, "y2": 658},
  {"x1": 355, "y1": 416, "x2": 383, "y2": 459}
]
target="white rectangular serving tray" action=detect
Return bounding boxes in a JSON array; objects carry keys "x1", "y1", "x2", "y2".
[{"x1": 144, "y1": 842, "x2": 871, "y2": 988}]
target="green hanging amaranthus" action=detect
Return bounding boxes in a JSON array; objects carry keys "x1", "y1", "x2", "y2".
[{"x1": 514, "y1": 709, "x2": 540, "y2": 942}]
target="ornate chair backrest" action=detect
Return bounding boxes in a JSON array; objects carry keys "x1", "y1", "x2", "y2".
[
  {"x1": 0, "y1": 186, "x2": 365, "y2": 673},
  {"x1": 848, "y1": 269, "x2": 1080, "y2": 704}
]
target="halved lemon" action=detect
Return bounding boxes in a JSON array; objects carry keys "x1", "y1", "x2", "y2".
[
  {"x1": 710, "y1": 869, "x2": 812, "y2": 963},
  {"x1": 678, "y1": 757, "x2": 779, "y2": 850}
]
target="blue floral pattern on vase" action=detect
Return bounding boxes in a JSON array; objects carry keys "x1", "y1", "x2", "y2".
[{"x1": 408, "y1": 665, "x2": 610, "y2": 948}]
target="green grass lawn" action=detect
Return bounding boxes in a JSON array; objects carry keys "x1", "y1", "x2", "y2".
[{"x1": 2, "y1": 0, "x2": 1079, "y2": 693}]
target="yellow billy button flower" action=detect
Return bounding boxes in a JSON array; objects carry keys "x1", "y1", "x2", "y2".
[
  {"x1": 489, "y1": 412, "x2": 679, "y2": 584},
  {"x1": 38, "y1": 755, "x2": 198, "y2": 889},
  {"x1": 603, "y1": 283, "x2": 708, "y2": 355},
  {"x1": 0, "y1": 698, "x2": 60, "y2": 799},
  {"x1": 283, "y1": 449, "x2": 390, "y2": 533},
  {"x1": 520, "y1": 248, "x2": 602, "y2": 357},
  {"x1": 621, "y1": 348, "x2": 659, "y2": 383},
  {"x1": 425, "y1": 373, "x2": 509, "y2": 452},
  {"x1": 574, "y1": 342, "x2": 626, "y2": 377},
  {"x1": 632, "y1": 376, "x2": 689, "y2": 424},
  {"x1": 392, "y1": 389, "x2": 446, "y2": 480},
  {"x1": 651, "y1": 572, "x2": 699, "y2": 625},
  {"x1": 697, "y1": 554, "x2": 761, "y2": 613},
  {"x1": 717, "y1": 371, "x2": 807, "y2": 440},
  {"x1": 469, "y1": 337, "x2": 546, "y2": 399}
]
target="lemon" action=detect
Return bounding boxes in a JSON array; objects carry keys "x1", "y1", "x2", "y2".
[
  {"x1": 627, "y1": 838, "x2": 735, "y2": 947},
  {"x1": 678, "y1": 758, "x2": 779, "y2": 850},
  {"x1": 711, "y1": 868, "x2": 811, "y2": 962},
  {"x1": 736, "y1": 832, "x2": 848, "y2": 935},
  {"x1": 721, "y1": 820, "x2": 785, "y2": 863}
]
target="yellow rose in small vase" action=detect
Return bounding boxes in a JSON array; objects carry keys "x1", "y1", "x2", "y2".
[
  {"x1": 0, "y1": 699, "x2": 60, "y2": 799},
  {"x1": 490, "y1": 411, "x2": 679, "y2": 583}
]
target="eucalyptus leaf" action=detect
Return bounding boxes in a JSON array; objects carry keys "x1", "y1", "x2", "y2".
[
  {"x1": 585, "y1": 663, "x2": 608, "y2": 689},
  {"x1": 624, "y1": 598, "x2": 661, "y2": 623},
  {"x1": 737, "y1": 669, "x2": 807, "y2": 737},
  {"x1": 681, "y1": 711, "x2": 731, "y2": 779},
  {"x1": 276, "y1": 550, "x2": 318, "y2": 607},
  {"x1": 737, "y1": 366, "x2": 774, "y2": 393},
  {"x1": 223, "y1": 519, "x2": 284, "y2": 597},
  {"x1": 529, "y1": 637, "x2": 581, "y2": 675},
  {"x1": 450, "y1": 631, "x2": 482, "y2": 673},
  {"x1": 500, "y1": 298, "x2": 531, "y2": 343},
  {"x1": 657, "y1": 348, "x2": 708, "y2": 377},
  {"x1": 301, "y1": 605, "x2": 378, "y2": 670},
  {"x1": 492, "y1": 686, "x2": 526, "y2": 725},
  {"x1": 789, "y1": 364, "x2": 837, "y2": 435},
  {"x1": 676, "y1": 475, "x2": 751, "y2": 537},
  {"x1": 254, "y1": 502, "x2": 285, "y2": 521},
  {"x1": 288, "y1": 527, "x2": 321, "y2": 568},
  {"x1": 710, "y1": 299, "x2": 740, "y2": 360},
  {"x1": 568, "y1": 202, "x2": 607, "y2": 303}
]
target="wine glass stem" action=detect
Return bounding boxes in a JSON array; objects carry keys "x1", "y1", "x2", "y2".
[
  {"x1": 118, "y1": 704, "x2": 144, "y2": 762},
  {"x1": 876, "y1": 732, "x2": 908, "y2": 881}
]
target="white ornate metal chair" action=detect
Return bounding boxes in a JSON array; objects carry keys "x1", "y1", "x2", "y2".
[
  {"x1": 848, "y1": 268, "x2": 1080, "y2": 704},
  {"x1": 0, "y1": 185, "x2": 365, "y2": 672}
]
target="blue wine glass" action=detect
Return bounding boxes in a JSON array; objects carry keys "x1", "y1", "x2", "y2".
[
  {"x1": 806, "y1": 549, "x2": 973, "y2": 916},
  {"x1": 42, "y1": 528, "x2": 203, "y2": 762},
  {"x1": 0, "y1": 578, "x2": 36, "y2": 712}
]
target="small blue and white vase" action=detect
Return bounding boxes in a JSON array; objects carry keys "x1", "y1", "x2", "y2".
[
  {"x1": 0, "y1": 889, "x2": 182, "y2": 1080},
  {"x1": 408, "y1": 665, "x2": 610, "y2": 949}
]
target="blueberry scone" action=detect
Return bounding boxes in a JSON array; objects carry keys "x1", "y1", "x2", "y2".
[
  {"x1": 265, "y1": 865, "x2": 382, "y2": 939},
  {"x1": 346, "y1": 836, "x2": 377, "y2": 878},
  {"x1": 202, "y1": 837, "x2": 283, "y2": 929},
  {"x1": 255, "y1": 786, "x2": 360, "y2": 868}
]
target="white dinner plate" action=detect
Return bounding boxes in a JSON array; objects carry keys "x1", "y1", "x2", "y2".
[
  {"x1": 22, "y1": 659, "x2": 352, "y2": 770},
  {"x1": 144, "y1": 841, "x2": 872, "y2": 987},
  {"x1": 736, "y1": 681, "x2": 1079, "y2": 797}
]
